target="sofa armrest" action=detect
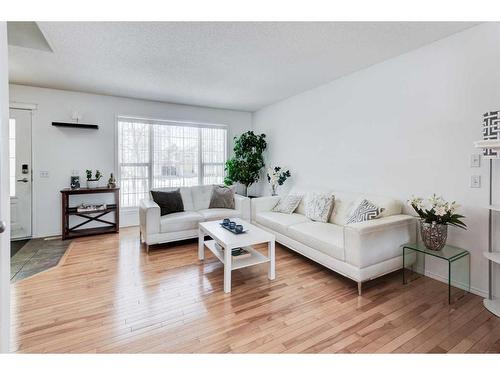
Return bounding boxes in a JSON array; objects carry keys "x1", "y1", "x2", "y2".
[
  {"x1": 139, "y1": 199, "x2": 161, "y2": 238},
  {"x1": 250, "y1": 196, "x2": 281, "y2": 221},
  {"x1": 234, "y1": 194, "x2": 251, "y2": 221},
  {"x1": 343, "y1": 215, "x2": 417, "y2": 270}
]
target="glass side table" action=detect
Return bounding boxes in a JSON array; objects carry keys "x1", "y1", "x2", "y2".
[{"x1": 402, "y1": 243, "x2": 470, "y2": 304}]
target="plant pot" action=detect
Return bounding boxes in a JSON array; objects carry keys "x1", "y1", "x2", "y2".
[
  {"x1": 87, "y1": 179, "x2": 99, "y2": 189},
  {"x1": 420, "y1": 220, "x2": 448, "y2": 251}
]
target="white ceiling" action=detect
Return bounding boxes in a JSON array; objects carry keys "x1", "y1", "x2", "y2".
[{"x1": 8, "y1": 22, "x2": 478, "y2": 112}]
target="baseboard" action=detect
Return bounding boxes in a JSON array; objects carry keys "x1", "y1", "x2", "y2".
[{"x1": 412, "y1": 265, "x2": 488, "y2": 298}]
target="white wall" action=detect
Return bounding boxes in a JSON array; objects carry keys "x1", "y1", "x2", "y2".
[
  {"x1": 9, "y1": 84, "x2": 252, "y2": 237},
  {"x1": 253, "y1": 23, "x2": 500, "y2": 298},
  {"x1": 0, "y1": 22, "x2": 11, "y2": 353}
]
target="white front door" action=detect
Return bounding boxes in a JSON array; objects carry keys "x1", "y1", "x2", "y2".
[{"x1": 9, "y1": 108, "x2": 32, "y2": 239}]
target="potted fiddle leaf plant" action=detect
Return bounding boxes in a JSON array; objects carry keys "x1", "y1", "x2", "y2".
[
  {"x1": 86, "y1": 169, "x2": 102, "y2": 188},
  {"x1": 224, "y1": 131, "x2": 267, "y2": 196},
  {"x1": 408, "y1": 194, "x2": 466, "y2": 251}
]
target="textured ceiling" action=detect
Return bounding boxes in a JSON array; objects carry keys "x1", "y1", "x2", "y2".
[{"x1": 8, "y1": 22, "x2": 478, "y2": 111}]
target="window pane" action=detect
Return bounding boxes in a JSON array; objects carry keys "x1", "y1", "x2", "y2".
[
  {"x1": 203, "y1": 164, "x2": 225, "y2": 185},
  {"x1": 118, "y1": 121, "x2": 149, "y2": 164},
  {"x1": 151, "y1": 124, "x2": 199, "y2": 188},
  {"x1": 201, "y1": 127, "x2": 226, "y2": 185},
  {"x1": 120, "y1": 165, "x2": 149, "y2": 207}
]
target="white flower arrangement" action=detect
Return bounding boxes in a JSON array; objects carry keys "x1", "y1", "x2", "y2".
[
  {"x1": 266, "y1": 166, "x2": 291, "y2": 195},
  {"x1": 407, "y1": 194, "x2": 466, "y2": 229}
]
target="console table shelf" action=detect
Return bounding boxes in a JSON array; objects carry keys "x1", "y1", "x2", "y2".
[
  {"x1": 67, "y1": 204, "x2": 117, "y2": 215},
  {"x1": 61, "y1": 187, "x2": 120, "y2": 240}
]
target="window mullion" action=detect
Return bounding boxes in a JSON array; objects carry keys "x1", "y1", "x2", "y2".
[
  {"x1": 198, "y1": 127, "x2": 203, "y2": 186},
  {"x1": 148, "y1": 123, "x2": 153, "y2": 192}
]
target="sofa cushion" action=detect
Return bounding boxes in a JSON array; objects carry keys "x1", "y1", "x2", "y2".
[
  {"x1": 209, "y1": 185, "x2": 235, "y2": 209},
  {"x1": 287, "y1": 222, "x2": 345, "y2": 261},
  {"x1": 160, "y1": 211, "x2": 203, "y2": 233},
  {"x1": 255, "y1": 211, "x2": 309, "y2": 235},
  {"x1": 150, "y1": 189, "x2": 184, "y2": 216},
  {"x1": 346, "y1": 199, "x2": 384, "y2": 224},
  {"x1": 290, "y1": 187, "x2": 333, "y2": 216},
  {"x1": 304, "y1": 192, "x2": 335, "y2": 222},
  {"x1": 191, "y1": 185, "x2": 215, "y2": 210},
  {"x1": 354, "y1": 194, "x2": 402, "y2": 219},
  {"x1": 272, "y1": 194, "x2": 303, "y2": 214},
  {"x1": 150, "y1": 187, "x2": 194, "y2": 211},
  {"x1": 198, "y1": 208, "x2": 241, "y2": 221},
  {"x1": 329, "y1": 191, "x2": 361, "y2": 225}
]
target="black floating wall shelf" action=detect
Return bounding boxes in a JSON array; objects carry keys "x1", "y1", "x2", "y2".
[{"x1": 52, "y1": 122, "x2": 99, "y2": 129}]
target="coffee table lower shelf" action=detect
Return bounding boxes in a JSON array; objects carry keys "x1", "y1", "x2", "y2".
[{"x1": 204, "y1": 239, "x2": 270, "y2": 270}]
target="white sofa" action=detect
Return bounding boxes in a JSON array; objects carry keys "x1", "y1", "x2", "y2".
[
  {"x1": 139, "y1": 185, "x2": 250, "y2": 252},
  {"x1": 251, "y1": 189, "x2": 417, "y2": 295}
]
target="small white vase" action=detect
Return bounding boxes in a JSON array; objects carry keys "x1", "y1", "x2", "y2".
[
  {"x1": 87, "y1": 180, "x2": 99, "y2": 189},
  {"x1": 270, "y1": 184, "x2": 278, "y2": 196}
]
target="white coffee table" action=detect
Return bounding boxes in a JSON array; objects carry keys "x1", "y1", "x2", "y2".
[{"x1": 198, "y1": 218, "x2": 276, "y2": 293}]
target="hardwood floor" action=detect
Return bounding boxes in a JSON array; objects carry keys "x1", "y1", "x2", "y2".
[{"x1": 10, "y1": 227, "x2": 500, "y2": 353}]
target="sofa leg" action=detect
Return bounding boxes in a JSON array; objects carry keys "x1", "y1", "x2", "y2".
[{"x1": 357, "y1": 281, "x2": 362, "y2": 296}]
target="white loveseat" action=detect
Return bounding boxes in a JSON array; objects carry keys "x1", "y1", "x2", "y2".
[
  {"x1": 251, "y1": 189, "x2": 416, "y2": 294},
  {"x1": 139, "y1": 185, "x2": 250, "y2": 252}
]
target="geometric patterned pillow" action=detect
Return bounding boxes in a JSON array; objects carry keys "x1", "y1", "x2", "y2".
[
  {"x1": 304, "y1": 192, "x2": 335, "y2": 222},
  {"x1": 346, "y1": 199, "x2": 384, "y2": 224},
  {"x1": 272, "y1": 194, "x2": 303, "y2": 214}
]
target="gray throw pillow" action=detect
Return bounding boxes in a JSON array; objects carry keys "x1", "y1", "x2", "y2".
[
  {"x1": 209, "y1": 185, "x2": 235, "y2": 209},
  {"x1": 346, "y1": 199, "x2": 384, "y2": 224},
  {"x1": 272, "y1": 195, "x2": 303, "y2": 214},
  {"x1": 150, "y1": 189, "x2": 184, "y2": 216}
]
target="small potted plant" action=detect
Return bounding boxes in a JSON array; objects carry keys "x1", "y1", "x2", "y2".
[
  {"x1": 86, "y1": 169, "x2": 102, "y2": 188},
  {"x1": 266, "y1": 166, "x2": 291, "y2": 196},
  {"x1": 408, "y1": 194, "x2": 466, "y2": 251}
]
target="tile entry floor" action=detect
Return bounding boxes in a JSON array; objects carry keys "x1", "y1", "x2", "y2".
[{"x1": 10, "y1": 237, "x2": 72, "y2": 282}]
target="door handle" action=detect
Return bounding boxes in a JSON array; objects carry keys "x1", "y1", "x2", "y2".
[
  {"x1": 17, "y1": 178, "x2": 29, "y2": 183},
  {"x1": 0, "y1": 221, "x2": 5, "y2": 233}
]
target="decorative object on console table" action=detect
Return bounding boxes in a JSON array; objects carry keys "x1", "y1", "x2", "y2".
[
  {"x1": 266, "y1": 166, "x2": 291, "y2": 196},
  {"x1": 474, "y1": 114, "x2": 500, "y2": 318},
  {"x1": 70, "y1": 175, "x2": 80, "y2": 189},
  {"x1": 407, "y1": 194, "x2": 466, "y2": 251},
  {"x1": 107, "y1": 173, "x2": 117, "y2": 188},
  {"x1": 224, "y1": 131, "x2": 267, "y2": 196},
  {"x1": 76, "y1": 203, "x2": 107, "y2": 213},
  {"x1": 61, "y1": 187, "x2": 120, "y2": 240},
  {"x1": 86, "y1": 169, "x2": 102, "y2": 188}
]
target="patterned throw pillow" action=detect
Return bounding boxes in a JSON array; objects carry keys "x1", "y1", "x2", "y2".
[
  {"x1": 346, "y1": 199, "x2": 384, "y2": 224},
  {"x1": 272, "y1": 195, "x2": 303, "y2": 214},
  {"x1": 304, "y1": 192, "x2": 335, "y2": 222}
]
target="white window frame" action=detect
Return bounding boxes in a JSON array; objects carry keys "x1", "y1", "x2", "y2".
[{"x1": 115, "y1": 115, "x2": 228, "y2": 208}]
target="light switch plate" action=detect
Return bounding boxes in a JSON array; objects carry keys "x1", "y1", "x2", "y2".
[
  {"x1": 471, "y1": 153, "x2": 481, "y2": 167},
  {"x1": 40, "y1": 171, "x2": 49, "y2": 178},
  {"x1": 471, "y1": 175, "x2": 481, "y2": 188}
]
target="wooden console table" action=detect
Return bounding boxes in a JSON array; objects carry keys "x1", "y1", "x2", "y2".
[{"x1": 61, "y1": 187, "x2": 120, "y2": 240}]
